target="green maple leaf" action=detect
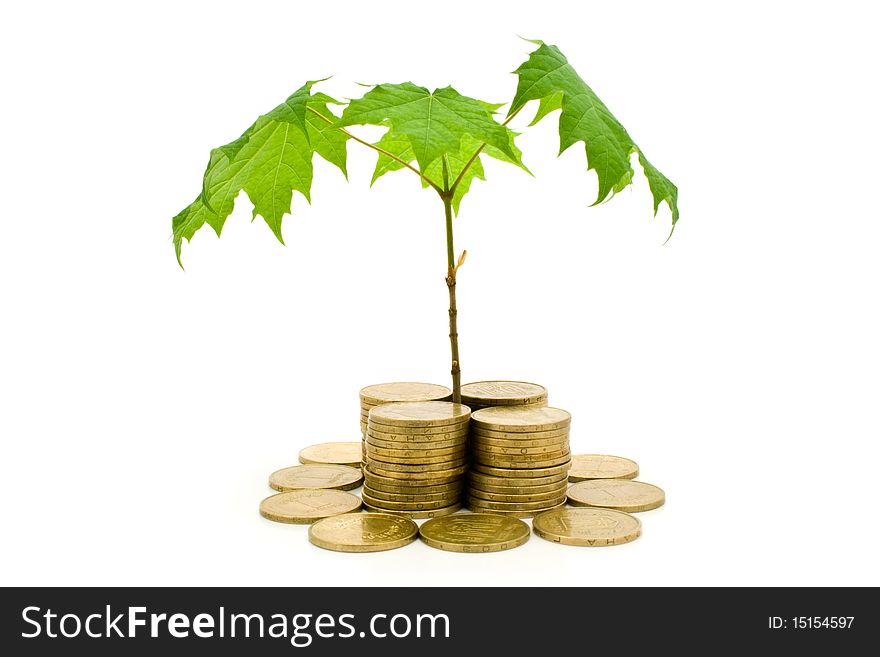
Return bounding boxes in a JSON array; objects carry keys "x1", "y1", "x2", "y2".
[
  {"x1": 172, "y1": 82, "x2": 348, "y2": 266},
  {"x1": 510, "y1": 42, "x2": 679, "y2": 229},
  {"x1": 337, "y1": 83, "x2": 518, "y2": 174},
  {"x1": 369, "y1": 121, "x2": 529, "y2": 215}
]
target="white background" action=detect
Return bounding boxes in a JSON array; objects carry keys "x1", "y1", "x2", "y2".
[{"x1": 2, "y1": 1, "x2": 878, "y2": 587}]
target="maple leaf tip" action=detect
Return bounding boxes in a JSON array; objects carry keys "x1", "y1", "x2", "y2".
[{"x1": 173, "y1": 240, "x2": 185, "y2": 270}]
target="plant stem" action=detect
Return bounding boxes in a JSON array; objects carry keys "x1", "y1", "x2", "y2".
[
  {"x1": 306, "y1": 106, "x2": 444, "y2": 193},
  {"x1": 443, "y1": 196, "x2": 462, "y2": 404},
  {"x1": 440, "y1": 158, "x2": 461, "y2": 403}
]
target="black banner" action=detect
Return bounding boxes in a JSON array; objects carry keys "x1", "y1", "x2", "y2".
[{"x1": 0, "y1": 587, "x2": 873, "y2": 654}]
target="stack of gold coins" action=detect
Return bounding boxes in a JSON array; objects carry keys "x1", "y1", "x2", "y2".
[
  {"x1": 467, "y1": 406, "x2": 571, "y2": 518},
  {"x1": 358, "y1": 382, "x2": 452, "y2": 463},
  {"x1": 460, "y1": 381, "x2": 548, "y2": 412},
  {"x1": 362, "y1": 401, "x2": 471, "y2": 518}
]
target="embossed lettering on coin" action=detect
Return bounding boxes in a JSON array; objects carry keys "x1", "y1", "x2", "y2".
[{"x1": 418, "y1": 513, "x2": 530, "y2": 552}]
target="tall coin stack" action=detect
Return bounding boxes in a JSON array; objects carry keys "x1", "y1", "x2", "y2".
[
  {"x1": 460, "y1": 381, "x2": 548, "y2": 412},
  {"x1": 362, "y1": 401, "x2": 471, "y2": 518},
  {"x1": 467, "y1": 406, "x2": 572, "y2": 518},
  {"x1": 358, "y1": 382, "x2": 452, "y2": 464}
]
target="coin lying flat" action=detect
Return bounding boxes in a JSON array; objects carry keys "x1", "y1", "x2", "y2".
[
  {"x1": 365, "y1": 458, "x2": 469, "y2": 473},
  {"x1": 466, "y1": 495, "x2": 567, "y2": 512},
  {"x1": 468, "y1": 486, "x2": 567, "y2": 503},
  {"x1": 368, "y1": 427, "x2": 469, "y2": 442},
  {"x1": 468, "y1": 477, "x2": 569, "y2": 495},
  {"x1": 419, "y1": 513, "x2": 530, "y2": 553},
  {"x1": 367, "y1": 444, "x2": 466, "y2": 461},
  {"x1": 460, "y1": 381, "x2": 548, "y2": 408},
  {"x1": 471, "y1": 426, "x2": 570, "y2": 441},
  {"x1": 298, "y1": 442, "x2": 363, "y2": 468},
  {"x1": 309, "y1": 513, "x2": 419, "y2": 553},
  {"x1": 366, "y1": 438, "x2": 465, "y2": 453},
  {"x1": 566, "y1": 479, "x2": 665, "y2": 512},
  {"x1": 259, "y1": 489, "x2": 362, "y2": 524},
  {"x1": 471, "y1": 434, "x2": 570, "y2": 449},
  {"x1": 471, "y1": 450, "x2": 571, "y2": 469},
  {"x1": 361, "y1": 491, "x2": 458, "y2": 511},
  {"x1": 533, "y1": 507, "x2": 642, "y2": 546},
  {"x1": 471, "y1": 462, "x2": 571, "y2": 478},
  {"x1": 568, "y1": 454, "x2": 639, "y2": 482},
  {"x1": 359, "y1": 382, "x2": 451, "y2": 406},
  {"x1": 361, "y1": 502, "x2": 461, "y2": 519},
  {"x1": 471, "y1": 406, "x2": 571, "y2": 432},
  {"x1": 471, "y1": 441, "x2": 569, "y2": 456},
  {"x1": 268, "y1": 464, "x2": 364, "y2": 492},
  {"x1": 363, "y1": 486, "x2": 461, "y2": 503},
  {"x1": 367, "y1": 463, "x2": 469, "y2": 481},
  {"x1": 468, "y1": 470, "x2": 568, "y2": 488},
  {"x1": 466, "y1": 500, "x2": 566, "y2": 519},
  {"x1": 369, "y1": 401, "x2": 471, "y2": 428},
  {"x1": 363, "y1": 472, "x2": 464, "y2": 495}
]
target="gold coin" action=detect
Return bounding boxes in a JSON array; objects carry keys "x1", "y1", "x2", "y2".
[
  {"x1": 367, "y1": 446, "x2": 468, "y2": 468},
  {"x1": 533, "y1": 507, "x2": 641, "y2": 546},
  {"x1": 363, "y1": 473, "x2": 464, "y2": 495},
  {"x1": 369, "y1": 421, "x2": 469, "y2": 435},
  {"x1": 368, "y1": 425, "x2": 469, "y2": 440},
  {"x1": 468, "y1": 486, "x2": 567, "y2": 503},
  {"x1": 419, "y1": 513, "x2": 530, "y2": 553},
  {"x1": 460, "y1": 381, "x2": 548, "y2": 406},
  {"x1": 465, "y1": 495, "x2": 566, "y2": 511},
  {"x1": 470, "y1": 406, "x2": 571, "y2": 432},
  {"x1": 366, "y1": 434, "x2": 465, "y2": 451},
  {"x1": 568, "y1": 454, "x2": 639, "y2": 481},
  {"x1": 367, "y1": 435, "x2": 468, "y2": 450},
  {"x1": 268, "y1": 464, "x2": 364, "y2": 492},
  {"x1": 366, "y1": 458, "x2": 468, "y2": 473},
  {"x1": 363, "y1": 486, "x2": 461, "y2": 503},
  {"x1": 365, "y1": 463, "x2": 468, "y2": 482},
  {"x1": 359, "y1": 382, "x2": 451, "y2": 406},
  {"x1": 468, "y1": 477, "x2": 568, "y2": 495},
  {"x1": 369, "y1": 401, "x2": 471, "y2": 428},
  {"x1": 467, "y1": 400, "x2": 548, "y2": 411},
  {"x1": 468, "y1": 434, "x2": 568, "y2": 454},
  {"x1": 368, "y1": 427, "x2": 468, "y2": 442},
  {"x1": 361, "y1": 502, "x2": 461, "y2": 519},
  {"x1": 471, "y1": 452, "x2": 571, "y2": 470},
  {"x1": 298, "y1": 442, "x2": 363, "y2": 468},
  {"x1": 367, "y1": 450, "x2": 467, "y2": 465},
  {"x1": 466, "y1": 500, "x2": 566, "y2": 518},
  {"x1": 567, "y1": 479, "x2": 664, "y2": 512},
  {"x1": 361, "y1": 491, "x2": 460, "y2": 511},
  {"x1": 470, "y1": 423, "x2": 571, "y2": 444},
  {"x1": 468, "y1": 470, "x2": 569, "y2": 487},
  {"x1": 365, "y1": 442, "x2": 465, "y2": 459},
  {"x1": 470, "y1": 440, "x2": 568, "y2": 455},
  {"x1": 472, "y1": 446, "x2": 570, "y2": 461},
  {"x1": 364, "y1": 483, "x2": 464, "y2": 498},
  {"x1": 259, "y1": 490, "x2": 362, "y2": 524},
  {"x1": 308, "y1": 512, "x2": 418, "y2": 553},
  {"x1": 471, "y1": 461, "x2": 571, "y2": 478}
]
